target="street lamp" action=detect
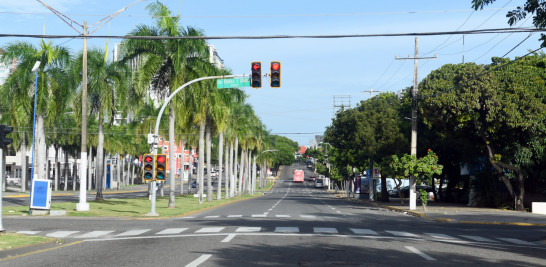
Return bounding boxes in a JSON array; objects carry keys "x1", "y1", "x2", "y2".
[
  {"x1": 253, "y1": 150, "x2": 278, "y2": 194},
  {"x1": 30, "y1": 61, "x2": 40, "y2": 193}
]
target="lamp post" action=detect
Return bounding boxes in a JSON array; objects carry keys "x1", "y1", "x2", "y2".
[
  {"x1": 253, "y1": 150, "x2": 278, "y2": 194},
  {"x1": 30, "y1": 61, "x2": 40, "y2": 192}
]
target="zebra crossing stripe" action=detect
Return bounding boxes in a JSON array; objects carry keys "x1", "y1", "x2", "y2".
[
  {"x1": 350, "y1": 229, "x2": 378, "y2": 235},
  {"x1": 78, "y1": 231, "x2": 115, "y2": 238},
  {"x1": 275, "y1": 227, "x2": 299, "y2": 233},
  {"x1": 314, "y1": 227, "x2": 338, "y2": 234},
  {"x1": 156, "y1": 228, "x2": 188, "y2": 235},
  {"x1": 47, "y1": 231, "x2": 80, "y2": 238},
  {"x1": 425, "y1": 233, "x2": 457, "y2": 240},
  {"x1": 116, "y1": 229, "x2": 151, "y2": 237},
  {"x1": 227, "y1": 215, "x2": 243, "y2": 218},
  {"x1": 251, "y1": 214, "x2": 267, "y2": 218},
  {"x1": 235, "y1": 227, "x2": 261, "y2": 232},
  {"x1": 300, "y1": 215, "x2": 316, "y2": 219},
  {"x1": 459, "y1": 235, "x2": 499, "y2": 243},
  {"x1": 195, "y1": 227, "x2": 225, "y2": 233},
  {"x1": 204, "y1": 215, "x2": 220, "y2": 218},
  {"x1": 386, "y1": 231, "x2": 418, "y2": 237},
  {"x1": 275, "y1": 215, "x2": 291, "y2": 218},
  {"x1": 497, "y1": 238, "x2": 536, "y2": 246}
]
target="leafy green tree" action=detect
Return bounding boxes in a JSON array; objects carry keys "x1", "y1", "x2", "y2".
[
  {"x1": 473, "y1": 0, "x2": 546, "y2": 46},
  {"x1": 419, "y1": 56, "x2": 546, "y2": 210}
]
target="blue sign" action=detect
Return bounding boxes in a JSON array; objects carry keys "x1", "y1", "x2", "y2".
[{"x1": 30, "y1": 180, "x2": 51, "y2": 209}]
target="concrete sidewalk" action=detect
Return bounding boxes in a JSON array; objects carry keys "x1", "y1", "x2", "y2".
[{"x1": 339, "y1": 194, "x2": 546, "y2": 227}]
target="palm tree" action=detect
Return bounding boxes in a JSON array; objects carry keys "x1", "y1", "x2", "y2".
[
  {"x1": 123, "y1": 2, "x2": 208, "y2": 207},
  {"x1": 74, "y1": 48, "x2": 130, "y2": 200},
  {"x1": 1, "y1": 40, "x2": 72, "y2": 183}
]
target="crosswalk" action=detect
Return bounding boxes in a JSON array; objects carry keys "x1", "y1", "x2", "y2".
[
  {"x1": 266, "y1": 189, "x2": 327, "y2": 194},
  {"x1": 15, "y1": 227, "x2": 542, "y2": 246}
]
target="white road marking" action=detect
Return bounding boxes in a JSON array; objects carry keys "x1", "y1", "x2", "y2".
[
  {"x1": 350, "y1": 229, "x2": 378, "y2": 235},
  {"x1": 405, "y1": 246, "x2": 436, "y2": 261},
  {"x1": 386, "y1": 231, "x2": 418, "y2": 237},
  {"x1": 185, "y1": 254, "x2": 212, "y2": 267},
  {"x1": 275, "y1": 227, "x2": 299, "y2": 233},
  {"x1": 227, "y1": 215, "x2": 243, "y2": 218},
  {"x1": 17, "y1": 231, "x2": 40, "y2": 235},
  {"x1": 459, "y1": 235, "x2": 499, "y2": 243},
  {"x1": 115, "y1": 229, "x2": 151, "y2": 237},
  {"x1": 77, "y1": 231, "x2": 115, "y2": 238},
  {"x1": 235, "y1": 227, "x2": 262, "y2": 233},
  {"x1": 251, "y1": 214, "x2": 267, "y2": 218},
  {"x1": 156, "y1": 228, "x2": 188, "y2": 235},
  {"x1": 204, "y1": 215, "x2": 220, "y2": 218},
  {"x1": 300, "y1": 215, "x2": 316, "y2": 219},
  {"x1": 195, "y1": 227, "x2": 225, "y2": 233},
  {"x1": 425, "y1": 233, "x2": 458, "y2": 240},
  {"x1": 221, "y1": 234, "x2": 236, "y2": 243},
  {"x1": 275, "y1": 215, "x2": 291, "y2": 218},
  {"x1": 47, "y1": 231, "x2": 80, "y2": 238},
  {"x1": 497, "y1": 238, "x2": 536, "y2": 246},
  {"x1": 314, "y1": 227, "x2": 338, "y2": 234}
]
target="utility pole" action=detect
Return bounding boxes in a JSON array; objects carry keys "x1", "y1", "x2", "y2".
[
  {"x1": 395, "y1": 37, "x2": 437, "y2": 210},
  {"x1": 37, "y1": 0, "x2": 145, "y2": 212},
  {"x1": 361, "y1": 88, "x2": 381, "y2": 99}
]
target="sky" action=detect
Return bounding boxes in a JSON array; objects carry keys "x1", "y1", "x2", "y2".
[{"x1": 0, "y1": 0, "x2": 541, "y2": 146}]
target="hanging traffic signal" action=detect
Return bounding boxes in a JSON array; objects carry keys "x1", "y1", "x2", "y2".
[
  {"x1": 270, "y1": 61, "x2": 281, "y2": 88},
  {"x1": 155, "y1": 154, "x2": 167, "y2": 181},
  {"x1": 251, "y1": 62, "x2": 262, "y2": 88},
  {"x1": 142, "y1": 154, "x2": 154, "y2": 181},
  {"x1": 0, "y1": 124, "x2": 13, "y2": 147}
]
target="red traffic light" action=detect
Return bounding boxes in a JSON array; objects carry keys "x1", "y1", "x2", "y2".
[
  {"x1": 157, "y1": 155, "x2": 166, "y2": 163},
  {"x1": 252, "y1": 63, "x2": 261, "y2": 71},
  {"x1": 271, "y1": 63, "x2": 280, "y2": 71},
  {"x1": 144, "y1": 155, "x2": 153, "y2": 163}
]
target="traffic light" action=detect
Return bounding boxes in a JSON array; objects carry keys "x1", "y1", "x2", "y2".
[
  {"x1": 142, "y1": 154, "x2": 154, "y2": 182},
  {"x1": 0, "y1": 124, "x2": 13, "y2": 147},
  {"x1": 251, "y1": 62, "x2": 262, "y2": 88},
  {"x1": 270, "y1": 61, "x2": 281, "y2": 88},
  {"x1": 155, "y1": 154, "x2": 167, "y2": 181}
]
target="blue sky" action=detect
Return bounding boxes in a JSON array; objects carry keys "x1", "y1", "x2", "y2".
[{"x1": 0, "y1": 0, "x2": 540, "y2": 146}]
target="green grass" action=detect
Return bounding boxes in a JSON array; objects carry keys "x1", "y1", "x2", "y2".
[
  {"x1": 0, "y1": 233, "x2": 54, "y2": 251},
  {"x1": 3, "y1": 181, "x2": 276, "y2": 218}
]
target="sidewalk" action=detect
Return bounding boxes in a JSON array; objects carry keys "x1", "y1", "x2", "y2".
[{"x1": 338, "y1": 193, "x2": 546, "y2": 227}]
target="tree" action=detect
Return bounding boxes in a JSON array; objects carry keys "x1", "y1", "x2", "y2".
[
  {"x1": 1, "y1": 40, "x2": 72, "y2": 183},
  {"x1": 473, "y1": 0, "x2": 546, "y2": 47},
  {"x1": 123, "y1": 1, "x2": 208, "y2": 207},
  {"x1": 419, "y1": 56, "x2": 546, "y2": 210},
  {"x1": 74, "y1": 48, "x2": 130, "y2": 200}
]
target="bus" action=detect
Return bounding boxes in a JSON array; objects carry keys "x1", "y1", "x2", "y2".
[{"x1": 293, "y1": 169, "x2": 304, "y2": 183}]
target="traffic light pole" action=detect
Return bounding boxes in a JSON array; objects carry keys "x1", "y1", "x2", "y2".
[{"x1": 147, "y1": 74, "x2": 247, "y2": 216}]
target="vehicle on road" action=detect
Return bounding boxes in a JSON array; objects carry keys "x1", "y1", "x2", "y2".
[
  {"x1": 308, "y1": 176, "x2": 316, "y2": 182},
  {"x1": 293, "y1": 169, "x2": 304, "y2": 183},
  {"x1": 315, "y1": 178, "x2": 324, "y2": 188},
  {"x1": 7, "y1": 175, "x2": 21, "y2": 186}
]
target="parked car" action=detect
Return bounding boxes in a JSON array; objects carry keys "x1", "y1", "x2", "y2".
[
  {"x1": 315, "y1": 178, "x2": 324, "y2": 188},
  {"x1": 398, "y1": 185, "x2": 435, "y2": 199},
  {"x1": 7, "y1": 175, "x2": 21, "y2": 186},
  {"x1": 308, "y1": 176, "x2": 316, "y2": 182}
]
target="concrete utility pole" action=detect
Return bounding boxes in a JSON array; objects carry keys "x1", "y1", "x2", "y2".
[
  {"x1": 395, "y1": 37, "x2": 437, "y2": 210},
  {"x1": 361, "y1": 88, "x2": 381, "y2": 99}
]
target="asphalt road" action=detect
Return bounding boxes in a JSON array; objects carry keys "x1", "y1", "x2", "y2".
[{"x1": 2, "y1": 164, "x2": 546, "y2": 266}]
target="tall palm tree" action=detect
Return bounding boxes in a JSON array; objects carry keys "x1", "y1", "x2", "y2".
[
  {"x1": 1, "y1": 40, "x2": 72, "y2": 183},
  {"x1": 123, "y1": 2, "x2": 208, "y2": 207},
  {"x1": 74, "y1": 48, "x2": 130, "y2": 200}
]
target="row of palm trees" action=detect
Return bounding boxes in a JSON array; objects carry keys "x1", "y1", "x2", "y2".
[{"x1": 0, "y1": 2, "x2": 280, "y2": 206}]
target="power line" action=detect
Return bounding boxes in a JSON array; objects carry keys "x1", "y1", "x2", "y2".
[{"x1": 0, "y1": 27, "x2": 542, "y2": 40}]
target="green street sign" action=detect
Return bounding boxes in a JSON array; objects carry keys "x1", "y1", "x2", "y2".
[{"x1": 217, "y1": 77, "x2": 250, "y2": 88}]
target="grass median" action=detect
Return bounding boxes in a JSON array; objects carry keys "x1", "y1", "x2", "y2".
[
  {"x1": 3, "y1": 181, "x2": 275, "y2": 218},
  {"x1": 0, "y1": 233, "x2": 55, "y2": 251}
]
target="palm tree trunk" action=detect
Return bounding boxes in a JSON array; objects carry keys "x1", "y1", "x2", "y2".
[
  {"x1": 224, "y1": 138, "x2": 229, "y2": 199},
  {"x1": 20, "y1": 141, "x2": 27, "y2": 193},
  {"x1": 88, "y1": 145, "x2": 93, "y2": 190},
  {"x1": 63, "y1": 150, "x2": 68, "y2": 191},
  {"x1": 179, "y1": 139, "x2": 185, "y2": 195},
  {"x1": 206, "y1": 122, "x2": 213, "y2": 202},
  {"x1": 53, "y1": 147, "x2": 59, "y2": 191},
  {"x1": 228, "y1": 141, "x2": 234, "y2": 198},
  {"x1": 238, "y1": 150, "x2": 245, "y2": 196},
  {"x1": 72, "y1": 161, "x2": 77, "y2": 191},
  {"x1": 95, "y1": 115, "x2": 105, "y2": 200},
  {"x1": 198, "y1": 119, "x2": 205, "y2": 204},
  {"x1": 217, "y1": 132, "x2": 223, "y2": 200},
  {"x1": 233, "y1": 137, "x2": 239, "y2": 196},
  {"x1": 252, "y1": 152, "x2": 256, "y2": 194},
  {"x1": 168, "y1": 104, "x2": 176, "y2": 208}
]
